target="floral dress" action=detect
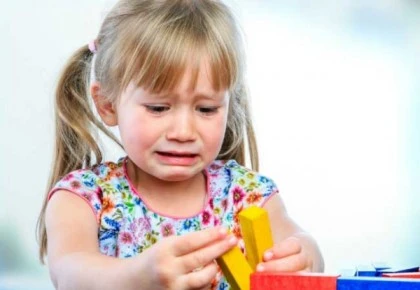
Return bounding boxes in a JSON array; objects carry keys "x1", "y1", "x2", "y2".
[{"x1": 49, "y1": 157, "x2": 279, "y2": 289}]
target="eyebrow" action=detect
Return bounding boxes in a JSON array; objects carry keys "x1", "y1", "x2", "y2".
[
  {"x1": 195, "y1": 92, "x2": 221, "y2": 100},
  {"x1": 149, "y1": 91, "x2": 224, "y2": 100}
]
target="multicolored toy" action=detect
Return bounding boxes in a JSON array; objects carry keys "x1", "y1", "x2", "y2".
[{"x1": 216, "y1": 206, "x2": 420, "y2": 290}]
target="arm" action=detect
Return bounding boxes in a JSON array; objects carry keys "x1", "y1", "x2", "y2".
[
  {"x1": 46, "y1": 190, "x2": 237, "y2": 290},
  {"x1": 46, "y1": 190, "x2": 142, "y2": 290},
  {"x1": 261, "y1": 193, "x2": 324, "y2": 272}
]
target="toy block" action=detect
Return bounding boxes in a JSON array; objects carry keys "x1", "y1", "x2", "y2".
[
  {"x1": 379, "y1": 265, "x2": 420, "y2": 274},
  {"x1": 356, "y1": 264, "x2": 377, "y2": 277},
  {"x1": 216, "y1": 246, "x2": 253, "y2": 290},
  {"x1": 238, "y1": 206, "x2": 274, "y2": 270},
  {"x1": 382, "y1": 272, "x2": 420, "y2": 279},
  {"x1": 372, "y1": 262, "x2": 391, "y2": 271},
  {"x1": 337, "y1": 276, "x2": 420, "y2": 290},
  {"x1": 250, "y1": 272, "x2": 338, "y2": 290}
]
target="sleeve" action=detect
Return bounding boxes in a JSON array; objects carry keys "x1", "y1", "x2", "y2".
[
  {"x1": 48, "y1": 169, "x2": 102, "y2": 222},
  {"x1": 227, "y1": 162, "x2": 280, "y2": 245},
  {"x1": 238, "y1": 171, "x2": 279, "y2": 209}
]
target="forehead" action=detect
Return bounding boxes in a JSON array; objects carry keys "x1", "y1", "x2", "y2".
[
  {"x1": 129, "y1": 53, "x2": 230, "y2": 96},
  {"x1": 122, "y1": 57, "x2": 228, "y2": 97},
  {"x1": 174, "y1": 58, "x2": 222, "y2": 93}
]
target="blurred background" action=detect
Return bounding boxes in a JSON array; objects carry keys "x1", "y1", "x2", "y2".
[{"x1": 1, "y1": 0, "x2": 419, "y2": 289}]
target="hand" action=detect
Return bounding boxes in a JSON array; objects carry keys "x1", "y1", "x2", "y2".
[
  {"x1": 256, "y1": 236, "x2": 313, "y2": 272},
  {"x1": 135, "y1": 226, "x2": 237, "y2": 290}
]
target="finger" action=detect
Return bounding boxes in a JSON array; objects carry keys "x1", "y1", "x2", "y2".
[
  {"x1": 181, "y1": 234, "x2": 237, "y2": 272},
  {"x1": 172, "y1": 227, "x2": 229, "y2": 256},
  {"x1": 257, "y1": 253, "x2": 308, "y2": 272},
  {"x1": 263, "y1": 236, "x2": 302, "y2": 261},
  {"x1": 178, "y1": 261, "x2": 218, "y2": 289}
]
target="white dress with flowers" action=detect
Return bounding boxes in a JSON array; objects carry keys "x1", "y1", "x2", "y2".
[{"x1": 49, "y1": 157, "x2": 278, "y2": 289}]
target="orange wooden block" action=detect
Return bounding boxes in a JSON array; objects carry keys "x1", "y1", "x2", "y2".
[{"x1": 250, "y1": 272, "x2": 339, "y2": 290}]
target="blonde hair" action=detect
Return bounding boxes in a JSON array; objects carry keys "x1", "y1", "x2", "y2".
[{"x1": 37, "y1": 0, "x2": 258, "y2": 263}]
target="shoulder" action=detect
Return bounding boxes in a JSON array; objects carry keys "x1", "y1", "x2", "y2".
[
  {"x1": 209, "y1": 159, "x2": 277, "y2": 186},
  {"x1": 52, "y1": 158, "x2": 125, "y2": 192},
  {"x1": 48, "y1": 157, "x2": 127, "y2": 219},
  {"x1": 207, "y1": 160, "x2": 280, "y2": 241},
  {"x1": 207, "y1": 159, "x2": 279, "y2": 200}
]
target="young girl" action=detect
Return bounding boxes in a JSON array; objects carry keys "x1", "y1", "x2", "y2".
[{"x1": 37, "y1": 0, "x2": 324, "y2": 289}]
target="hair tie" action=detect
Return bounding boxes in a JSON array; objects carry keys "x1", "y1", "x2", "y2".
[{"x1": 88, "y1": 40, "x2": 97, "y2": 54}]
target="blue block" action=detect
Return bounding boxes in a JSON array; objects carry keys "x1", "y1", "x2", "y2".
[
  {"x1": 356, "y1": 265, "x2": 377, "y2": 277},
  {"x1": 372, "y1": 262, "x2": 391, "y2": 271},
  {"x1": 337, "y1": 277, "x2": 420, "y2": 290},
  {"x1": 379, "y1": 265, "x2": 420, "y2": 274}
]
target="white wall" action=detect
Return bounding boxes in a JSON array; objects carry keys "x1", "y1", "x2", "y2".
[
  {"x1": 1, "y1": 0, "x2": 419, "y2": 288},
  {"x1": 241, "y1": 1, "x2": 420, "y2": 272}
]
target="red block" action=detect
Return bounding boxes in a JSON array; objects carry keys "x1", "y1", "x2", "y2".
[
  {"x1": 251, "y1": 272, "x2": 339, "y2": 290},
  {"x1": 382, "y1": 272, "x2": 420, "y2": 279}
]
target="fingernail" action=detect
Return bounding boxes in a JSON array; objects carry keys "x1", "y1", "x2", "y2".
[
  {"x1": 264, "y1": 251, "x2": 274, "y2": 260},
  {"x1": 256, "y1": 264, "x2": 264, "y2": 272}
]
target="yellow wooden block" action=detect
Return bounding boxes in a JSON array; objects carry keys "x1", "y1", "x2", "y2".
[
  {"x1": 238, "y1": 206, "x2": 274, "y2": 270},
  {"x1": 216, "y1": 246, "x2": 252, "y2": 290}
]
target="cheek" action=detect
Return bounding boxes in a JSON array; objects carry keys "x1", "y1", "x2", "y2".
[
  {"x1": 202, "y1": 114, "x2": 228, "y2": 148},
  {"x1": 117, "y1": 112, "x2": 150, "y2": 149}
]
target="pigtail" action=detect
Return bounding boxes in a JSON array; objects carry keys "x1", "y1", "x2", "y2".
[
  {"x1": 52, "y1": 46, "x2": 99, "y2": 182},
  {"x1": 240, "y1": 79, "x2": 259, "y2": 172},
  {"x1": 221, "y1": 81, "x2": 259, "y2": 172},
  {"x1": 37, "y1": 45, "x2": 121, "y2": 263},
  {"x1": 244, "y1": 101, "x2": 259, "y2": 172}
]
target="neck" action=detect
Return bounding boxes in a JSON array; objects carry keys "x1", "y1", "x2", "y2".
[{"x1": 125, "y1": 159, "x2": 208, "y2": 217}]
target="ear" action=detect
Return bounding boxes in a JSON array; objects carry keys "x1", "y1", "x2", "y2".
[{"x1": 91, "y1": 81, "x2": 118, "y2": 126}]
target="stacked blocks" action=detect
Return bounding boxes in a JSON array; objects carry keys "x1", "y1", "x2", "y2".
[
  {"x1": 250, "y1": 273, "x2": 420, "y2": 290},
  {"x1": 216, "y1": 206, "x2": 420, "y2": 289},
  {"x1": 337, "y1": 277, "x2": 420, "y2": 290},
  {"x1": 339, "y1": 264, "x2": 420, "y2": 289},
  {"x1": 379, "y1": 266, "x2": 420, "y2": 275}
]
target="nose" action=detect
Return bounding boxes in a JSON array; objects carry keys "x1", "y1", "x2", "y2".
[{"x1": 166, "y1": 109, "x2": 196, "y2": 142}]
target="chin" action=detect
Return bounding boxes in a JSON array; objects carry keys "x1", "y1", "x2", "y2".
[
  {"x1": 154, "y1": 164, "x2": 204, "y2": 181},
  {"x1": 156, "y1": 168, "x2": 201, "y2": 182},
  {"x1": 158, "y1": 173, "x2": 195, "y2": 182}
]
